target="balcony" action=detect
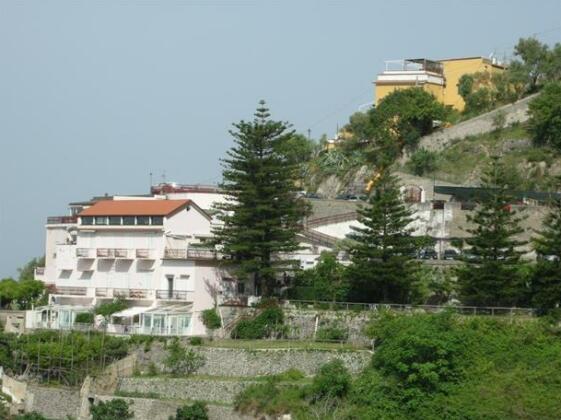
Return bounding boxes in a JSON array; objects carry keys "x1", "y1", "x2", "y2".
[
  {"x1": 156, "y1": 290, "x2": 192, "y2": 301},
  {"x1": 115, "y1": 248, "x2": 132, "y2": 259},
  {"x1": 47, "y1": 215, "x2": 78, "y2": 225},
  {"x1": 164, "y1": 247, "x2": 218, "y2": 260},
  {"x1": 95, "y1": 288, "x2": 109, "y2": 297},
  {"x1": 97, "y1": 248, "x2": 115, "y2": 258},
  {"x1": 53, "y1": 286, "x2": 87, "y2": 296},
  {"x1": 76, "y1": 248, "x2": 94, "y2": 258},
  {"x1": 34, "y1": 267, "x2": 45, "y2": 281},
  {"x1": 136, "y1": 248, "x2": 155, "y2": 259},
  {"x1": 113, "y1": 288, "x2": 151, "y2": 300}
]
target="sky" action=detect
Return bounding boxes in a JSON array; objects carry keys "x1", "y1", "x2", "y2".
[{"x1": 1, "y1": 0, "x2": 561, "y2": 278}]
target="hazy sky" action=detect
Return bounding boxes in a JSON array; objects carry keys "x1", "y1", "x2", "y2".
[{"x1": 2, "y1": 0, "x2": 561, "y2": 278}]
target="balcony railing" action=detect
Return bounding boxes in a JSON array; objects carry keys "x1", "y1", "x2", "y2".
[
  {"x1": 95, "y1": 288, "x2": 109, "y2": 297},
  {"x1": 53, "y1": 286, "x2": 87, "y2": 296},
  {"x1": 97, "y1": 248, "x2": 115, "y2": 258},
  {"x1": 114, "y1": 248, "x2": 131, "y2": 258},
  {"x1": 164, "y1": 247, "x2": 218, "y2": 260},
  {"x1": 136, "y1": 248, "x2": 154, "y2": 259},
  {"x1": 76, "y1": 248, "x2": 93, "y2": 258},
  {"x1": 47, "y1": 216, "x2": 78, "y2": 225},
  {"x1": 34, "y1": 267, "x2": 45, "y2": 277},
  {"x1": 156, "y1": 290, "x2": 191, "y2": 300},
  {"x1": 113, "y1": 288, "x2": 150, "y2": 299}
]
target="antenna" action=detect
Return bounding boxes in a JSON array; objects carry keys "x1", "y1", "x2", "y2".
[
  {"x1": 149, "y1": 172, "x2": 153, "y2": 189},
  {"x1": 162, "y1": 170, "x2": 167, "y2": 184}
]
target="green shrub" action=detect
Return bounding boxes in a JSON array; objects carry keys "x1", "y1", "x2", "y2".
[
  {"x1": 200, "y1": 309, "x2": 221, "y2": 330},
  {"x1": 408, "y1": 148, "x2": 438, "y2": 176},
  {"x1": 315, "y1": 324, "x2": 348, "y2": 342},
  {"x1": 234, "y1": 379, "x2": 306, "y2": 418},
  {"x1": 272, "y1": 368, "x2": 305, "y2": 382},
  {"x1": 189, "y1": 336, "x2": 203, "y2": 346},
  {"x1": 164, "y1": 339, "x2": 205, "y2": 375},
  {"x1": 309, "y1": 360, "x2": 351, "y2": 400},
  {"x1": 90, "y1": 399, "x2": 133, "y2": 420},
  {"x1": 75, "y1": 312, "x2": 94, "y2": 324},
  {"x1": 171, "y1": 401, "x2": 209, "y2": 420},
  {"x1": 14, "y1": 413, "x2": 49, "y2": 420},
  {"x1": 95, "y1": 298, "x2": 127, "y2": 317},
  {"x1": 231, "y1": 306, "x2": 286, "y2": 339}
]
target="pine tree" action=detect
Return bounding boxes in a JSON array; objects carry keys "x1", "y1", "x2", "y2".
[
  {"x1": 346, "y1": 170, "x2": 419, "y2": 303},
  {"x1": 457, "y1": 157, "x2": 527, "y2": 306},
  {"x1": 531, "y1": 196, "x2": 561, "y2": 312},
  {"x1": 213, "y1": 101, "x2": 308, "y2": 297}
]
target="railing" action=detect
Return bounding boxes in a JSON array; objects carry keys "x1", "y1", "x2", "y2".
[
  {"x1": 164, "y1": 248, "x2": 218, "y2": 260},
  {"x1": 76, "y1": 248, "x2": 93, "y2": 258},
  {"x1": 53, "y1": 286, "x2": 88, "y2": 296},
  {"x1": 95, "y1": 288, "x2": 109, "y2": 297},
  {"x1": 300, "y1": 229, "x2": 339, "y2": 247},
  {"x1": 47, "y1": 215, "x2": 78, "y2": 224},
  {"x1": 97, "y1": 248, "x2": 115, "y2": 258},
  {"x1": 306, "y1": 211, "x2": 357, "y2": 228},
  {"x1": 284, "y1": 299, "x2": 536, "y2": 317},
  {"x1": 113, "y1": 288, "x2": 150, "y2": 299},
  {"x1": 136, "y1": 248, "x2": 154, "y2": 259},
  {"x1": 155, "y1": 290, "x2": 191, "y2": 300},
  {"x1": 34, "y1": 267, "x2": 45, "y2": 276},
  {"x1": 114, "y1": 248, "x2": 131, "y2": 258}
]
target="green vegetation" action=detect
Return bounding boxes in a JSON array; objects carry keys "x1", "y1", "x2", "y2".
[
  {"x1": 315, "y1": 324, "x2": 348, "y2": 342},
  {"x1": 200, "y1": 309, "x2": 221, "y2": 331},
  {"x1": 528, "y1": 81, "x2": 561, "y2": 150},
  {"x1": 163, "y1": 339, "x2": 206, "y2": 376},
  {"x1": 170, "y1": 401, "x2": 209, "y2": 420},
  {"x1": 456, "y1": 157, "x2": 528, "y2": 307},
  {"x1": 74, "y1": 312, "x2": 94, "y2": 324},
  {"x1": 407, "y1": 147, "x2": 438, "y2": 176},
  {"x1": 234, "y1": 312, "x2": 561, "y2": 419},
  {"x1": 346, "y1": 170, "x2": 420, "y2": 303},
  {"x1": 231, "y1": 302, "x2": 286, "y2": 339},
  {"x1": 213, "y1": 101, "x2": 310, "y2": 296},
  {"x1": 95, "y1": 298, "x2": 128, "y2": 318},
  {"x1": 90, "y1": 399, "x2": 134, "y2": 420},
  {"x1": 0, "y1": 256, "x2": 46, "y2": 309}
]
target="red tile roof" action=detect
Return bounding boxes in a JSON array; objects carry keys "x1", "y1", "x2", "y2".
[{"x1": 78, "y1": 199, "x2": 191, "y2": 217}]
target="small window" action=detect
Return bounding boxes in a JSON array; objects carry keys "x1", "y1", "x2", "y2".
[
  {"x1": 82, "y1": 217, "x2": 93, "y2": 225},
  {"x1": 137, "y1": 216, "x2": 150, "y2": 225},
  {"x1": 237, "y1": 282, "x2": 245, "y2": 294},
  {"x1": 109, "y1": 216, "x2": 121, "y2": 225},
  {"x1": 151, "y1": 216, "x2": 163, "y2": 225},
  {"x1": 95, "y1": 216, "x2": 107, "y2": 225},
  {"x1": 123, "y1": 216, "x2": 135, "y2": 225}
]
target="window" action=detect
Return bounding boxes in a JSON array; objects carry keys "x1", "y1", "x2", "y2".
[
  {"x1": 95, "y1": 216, "x2": 107, "y2": 225},
  {"x1": 151, "y1": 216, "x2": 163, "y2": 225},
  {"x1": 109, "y1": 216, "x2": 121, "y2": 225},
  {"x1": 237, "y1": 282, "x2": 245, "y2": 294},
  {"x1": 82, "y1": 217, "x2": 93, "y2": 225},
  {"x1": 123, "y1": 216, "x2": 135, "y2": 225},
  {"x1": 137, "y1": 216, "x2": 150, "y2": 225}
]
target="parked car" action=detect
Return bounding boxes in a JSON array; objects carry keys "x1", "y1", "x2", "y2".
[
  {"x1": 443, "y1": 249, "x2": 460, "y2": 260},
  {"x1": 419, "y1": 248, "x2": 438, "y2": 260}
]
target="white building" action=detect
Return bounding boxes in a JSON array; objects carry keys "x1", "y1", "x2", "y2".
[{"x1": 30, "y1": 196, "x2": 258, "y2": 336}]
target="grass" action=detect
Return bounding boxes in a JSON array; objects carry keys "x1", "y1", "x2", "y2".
[{"x1": 202, "y1": 339, "x2": 366, "y2": 351}]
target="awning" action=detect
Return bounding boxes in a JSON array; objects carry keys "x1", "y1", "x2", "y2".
[
  {"x1": 144, "y1": 303, "x2": 193, "y2": 315},
  {"x1": 111, "y1": 306, "x2": 149, "y2": 319}
]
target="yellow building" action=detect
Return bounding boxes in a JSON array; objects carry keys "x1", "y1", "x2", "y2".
[{"x1": 374, "y1": 57, "x2": 506, "y2": 111}]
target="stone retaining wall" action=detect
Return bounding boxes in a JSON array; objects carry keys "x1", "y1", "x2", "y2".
[
  {"x1": 25, "y1": 385, "x2": 81, "y2": 419},
  {"x1": 118, "y1": 377, "x2": 254, "y2": 404},
  {"x1": 138, "y1": 345, "x2": 371, "y2": 377}
]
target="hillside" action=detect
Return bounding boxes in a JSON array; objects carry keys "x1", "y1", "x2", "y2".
[{"x1": 400, "y1": 123, "x2": 561, "y2": 191}]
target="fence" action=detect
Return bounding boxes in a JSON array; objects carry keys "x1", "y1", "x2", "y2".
[{"x1": 285, "y1": 299, "x2": 536, "y2": 316}]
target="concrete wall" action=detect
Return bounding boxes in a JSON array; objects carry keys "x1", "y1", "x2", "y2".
[
  {"x1": 1, "y1": 373, "x2": 27, "y2": 404},
  {"x1": 412, "y1": 93, "x2": 537, "y2": 154},
  {"x1": 137, "y1": 345, "x2": 371, "y2": 377},
  {"x1": 25, "y1": 385, "x2": 81, "y2": 419}
]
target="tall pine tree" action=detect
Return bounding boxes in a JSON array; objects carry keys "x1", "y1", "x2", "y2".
[
  {"x1": 213, "y1": 101, "x2": 308, "y2": 297},
  {"x1": 531, "y1": 195, "x2": 561, "y2": 312},
  {"x1": 457, "y1": 157, "x2": 527, "y2": 306},
  {"x1": 346, "y1": 170, "x2": 419, "y2": 303}
]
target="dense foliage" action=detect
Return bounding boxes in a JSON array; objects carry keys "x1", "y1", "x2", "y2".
[
  {"x1": 90, "y1": 399, "x2": 134, "y2": 420},
  {"x1": 231, "y1": 302, "x2": 285, "y2": 339},
  {"x1": 528, "y1": 81, "x2": 561, "y2": 150},
  {"x1": 234, "y1": 313, "x2": 561, "y2": 419},
  {"x1": 95, "y1": 298, "x2": 128, "y2": 318},
  {"x1": 456, "y1": 157, "x2": 527, "y2": 306},
  {"x1": 171, "y1": 401, "x2": 209, "y2": 420},
  {"x1": 346, "y1": 170, "x2": 420, "y2": 303},
  {"x1": 200, "y1": 308, "x2": 222, "y2": 330},
  {"x1": 213, "y1": 101, "x2": 309, "y2": 296},
  {"x1": 163, "y1": 339, "x2": 205, "y2": 376}
]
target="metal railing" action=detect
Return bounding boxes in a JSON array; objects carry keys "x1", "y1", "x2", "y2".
[
  {"x1": 47, "y1": 215, "x2": 78, "y2": 224},
  {"x1": 306, "y1": 211, "x2": 357, "y2": 228},
  {"x1": 34, "y1": 267, "x2": 45, "y2": 276},
  {"x1": 300, "y1": 229, "x2": 339, "y2": 247},
  {"x1": 136, "y1": 248, "x2": 154, "y2": 259},
  {"x1": 95, "y1": 288, "x2": 109, "y2": 297},
  {"x1": 285, "y1": 299, "x2": 535, "y2": 316},
  {"x1": 76, "y1": 248, "x2": 93, "y2": 258},
  {"x1": 53, "y1": 286, "x2": 88, "y2": 296},
  {"x1": 164, "y1": 247, "x2": 218, "y2": 260},
  {"x1": 113, "y1": 288, "x2": 150, "y2": 299},
  {"x1": 155, "y1": 290, "x2": 191, "y2": 300},
  {"x1": 97, "y1": 248, "x2": 115, "y2": 258},
  {"x1": 114, "y1": 248, "x2": 131, "y2": 258}
]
